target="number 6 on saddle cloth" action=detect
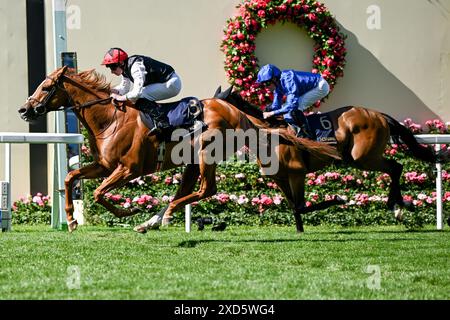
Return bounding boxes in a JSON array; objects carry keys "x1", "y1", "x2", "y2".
[{"x1": 135, "y1": 97, "x2": 205, "y2": 138}]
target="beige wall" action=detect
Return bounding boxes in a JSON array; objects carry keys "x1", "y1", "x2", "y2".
[
  {"x1": 1, "y1": 0, "x2": 449, "y2": 198},
  {"x1": 44, "y1": 0, "x2": 450, "y2": 122},
  {"x1": 0, "y1": 0, "x2": 30, "y2": 201}
]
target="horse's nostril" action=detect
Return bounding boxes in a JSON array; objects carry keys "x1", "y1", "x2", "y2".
[
  {"x1": 35, "y1": 105, "x2": 46, "y2": 114},
  {"x1": 18, "y1": 107, "x2": 27, "y2": 114}
]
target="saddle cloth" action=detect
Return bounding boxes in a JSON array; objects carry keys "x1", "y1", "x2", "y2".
[
  {"x1": 305, "y1": 113, "x2": 337, "y2": 144},
  {"x1": 139, "y1": 97, "x2": 204, "y2": 133}
]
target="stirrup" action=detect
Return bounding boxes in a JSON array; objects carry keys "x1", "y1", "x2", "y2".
[
  {"x1": 289, "y1": 124, "x2": 313, "y2": 139},
  {"x1": 149, "y1": 126, "x2": 162, "y2": 135}
]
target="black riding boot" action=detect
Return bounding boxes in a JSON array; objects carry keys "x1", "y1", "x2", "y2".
[
  {"x1": 290, "y1": 110, "x2": 315, "y2": 140},
  {"x1": 149, "y1": 112, "x2": 170, "y2": 135},
  {"x1": 135, "y1": 98, "x2": 170, "y2": 135}
]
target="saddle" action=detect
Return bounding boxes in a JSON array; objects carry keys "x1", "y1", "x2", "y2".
[
  {"x1": 269, "y1": 111, "x2": 337, "y2": 144},
  {"x1": 136, "y1": 97, "x2": 207, "y2": 141}
]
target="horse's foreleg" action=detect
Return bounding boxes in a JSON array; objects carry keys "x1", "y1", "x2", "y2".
[
  {"x1": 64, "y1": 162, "x2": 109, "y2": 232},
  {"x1": 272, "y1": 177, "x2": 304, "y2": 232},
  {"x1": 93, "y1": 164, "x2": 141, "y2": 218},
  {"x1": 134, "y1": 164, "x2": 200, "y2": 233}
]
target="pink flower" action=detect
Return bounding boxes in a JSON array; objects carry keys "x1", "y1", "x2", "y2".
[
  {"x1": 273, "y1": 195, "x2": 283, "y2": 205},
  {"x1": 403, "y1": 195, "x2": 413, "y2": 202},
  {"x1": 444, "y1": 192, "x2": 450, "y2": 201},
  {"x1": 215, "y1": 193, "x2": 230, "y2": 204},
  {"x1": 260, "y1": 195, "x2": 273, "y2": 206},
  {"x1": 251, "y1": 197, "x2": 260, "y2": 205},
  {"x1": 238, "y1": 195, "x2": 249, "y2": 205}
]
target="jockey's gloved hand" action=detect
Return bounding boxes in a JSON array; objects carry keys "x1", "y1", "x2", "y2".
[
  {"x1": 110, "y1": 93, "x2": 127, "y2": 101},
  {"x1": 264, "y1": 104, "x2": 274, "y2": 112}
]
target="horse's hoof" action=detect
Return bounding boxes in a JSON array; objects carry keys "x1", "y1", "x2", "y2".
[
  {"x1": 162, "y1": 216, "x2": 173, "y2": 226},
  {"x1": 133, "y1": 225, "x2": 148, "y2": 234},
  {"x1": 394, "y1": 206, "x2": 404, "y2": 221},
  {"x1": 147, "y1": 215, "x2": 162, "y2": 229},
  {"x1": 68, "y1": 220, "x2": 78, "y2": 233},
  {"x1": 336, "y1": 195, "x2": 347, "y2": 204},
  {"x1": 211, "y1": 222, "x2": 227, "y2": 232},
  {"x1": 130, "y1": 207, "x2": 142, "y2": 214}
]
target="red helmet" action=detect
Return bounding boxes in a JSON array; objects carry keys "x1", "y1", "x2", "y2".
[{"x1": 101, "y1": 47, "x2": 128, "y2": 65}]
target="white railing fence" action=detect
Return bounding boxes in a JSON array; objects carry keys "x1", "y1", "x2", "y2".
[{"x1": 0, "y1": 132, "x2": 83, "y2": 232}]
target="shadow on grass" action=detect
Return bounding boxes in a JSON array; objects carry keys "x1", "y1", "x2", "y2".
[
  {"x1": 319, "y1": 229, "x2": 449, "y2": 235},
  {"x1": 177, "y1": 236, "x2": 423, "y2": 248}
]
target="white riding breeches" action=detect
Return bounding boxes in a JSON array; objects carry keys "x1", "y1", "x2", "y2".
[
  {"x1": 141, "y1": 72, "x2": 182, "y2": 102},
  {"x1": 298, "y1": 77, "x2": 330, "y2": 110}
]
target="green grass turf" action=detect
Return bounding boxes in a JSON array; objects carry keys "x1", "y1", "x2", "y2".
[{"x1": 0, "y1": 225, "x2": 449, "y2": 300}]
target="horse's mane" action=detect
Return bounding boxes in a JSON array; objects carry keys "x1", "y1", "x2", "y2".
[
  {"x1": 228, "y1": 92, "x2": 264, "y2": 119},
  {"x1": 69, "y1": 69, "x2": 111, "y2": 94}
]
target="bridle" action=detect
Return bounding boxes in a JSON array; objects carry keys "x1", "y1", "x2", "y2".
[
  {"x1": 26, "y1": 71, "x2": 120, "y2": 139},
  {"x1": 27, "y1": 73, "x2": 112, "y2": 115}
]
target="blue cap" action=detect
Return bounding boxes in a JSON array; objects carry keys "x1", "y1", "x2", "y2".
[{"x1": 256, "y1": 64, "x2": 281, "y2": 83}]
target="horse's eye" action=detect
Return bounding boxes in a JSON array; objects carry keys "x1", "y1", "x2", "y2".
[{"x1": 42, "y1": 87, "x2": 50, "y2": 92}]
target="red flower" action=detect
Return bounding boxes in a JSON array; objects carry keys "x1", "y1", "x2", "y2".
[{"x1": 308, "y1": 13, "x2": 318, "y2": 22}]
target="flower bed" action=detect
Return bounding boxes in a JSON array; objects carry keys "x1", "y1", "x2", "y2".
[{"x1": 12, "y1": 119, "x2": 450, "y2": 229}]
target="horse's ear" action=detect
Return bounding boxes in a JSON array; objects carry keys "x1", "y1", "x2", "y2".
[
  {"x1": 60, "y1": 65, "x2": 69, "y2": 75},
  {"x1": 223, "y1": 85, "x2": 234, "y2": 97},
  {"x1": 213, "y1": 86, "x2": 222, "y2": 98}
]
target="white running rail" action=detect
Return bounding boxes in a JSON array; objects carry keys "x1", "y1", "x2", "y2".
[{"x1": 0, "y1": 132, "x2": 83, "y2": 232}]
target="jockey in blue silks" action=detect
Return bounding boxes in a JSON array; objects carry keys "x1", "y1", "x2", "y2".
[{"x1": 256, "y1": 64, "x2": 330, "y2": 139}]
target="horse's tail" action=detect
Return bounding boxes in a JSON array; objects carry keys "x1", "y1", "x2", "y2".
[
  {"x1": 277, "y1": 130, "x2": 342, "y2": 161},
  {"x1": 383, "y1": 113, "x2": 437, "y2": 163}
]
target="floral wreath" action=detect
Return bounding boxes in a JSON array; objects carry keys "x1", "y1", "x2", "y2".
[{"x1": 221, "y1": 0, "x2": 347, "y2": 109}]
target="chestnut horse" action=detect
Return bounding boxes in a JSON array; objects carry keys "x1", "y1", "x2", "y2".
[
  {"x1": 215, "y1": 86, "x2": 446, "y2": 221},
  {"x1": 19, "y1": 66, "x2": 342, "y2": 233}
]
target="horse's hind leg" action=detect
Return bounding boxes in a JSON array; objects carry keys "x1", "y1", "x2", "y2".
[
  {"x1": 134, "y1": 164, "x2": 200, "y2": 233},
  {"x1": 64, "y1": 162, "x2": 109, "y2": 232},
  {"x1": 355, "y1": 156, "x2": 404, "y2": 216}
]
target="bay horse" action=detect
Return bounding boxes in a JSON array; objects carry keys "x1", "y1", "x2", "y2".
[
  {"x1": 215, "y1": 86, "x2": 447, "y2": 223},
  {"x1": 18, "y1": 66, "x2": 342, "y2": 233}
]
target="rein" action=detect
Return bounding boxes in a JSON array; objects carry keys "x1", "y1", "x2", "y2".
[
  {"x1": 57, "y1": 74, "x2": 121, "y2": 139},
  {"x1": 59, "y1": 75, "x2": 112, "y2": 111}
]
